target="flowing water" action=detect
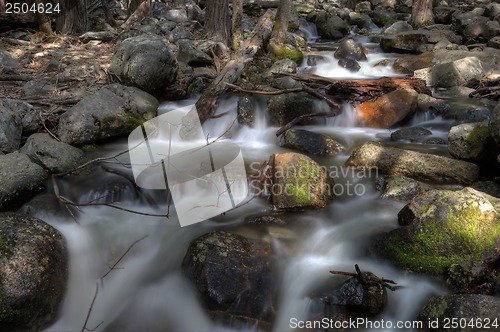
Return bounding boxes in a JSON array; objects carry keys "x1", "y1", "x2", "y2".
[{"x1": 41, "y1": 38, "x2": 454, "y2": 332}]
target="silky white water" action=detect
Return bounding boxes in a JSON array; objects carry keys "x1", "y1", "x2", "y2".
[{"x1": 41, "y1": 41, "x2": 450, "y2": 332}]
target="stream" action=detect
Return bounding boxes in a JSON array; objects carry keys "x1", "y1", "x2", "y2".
[{"x1": 41, "y1": 30, "x2": 455, "y2": 332}]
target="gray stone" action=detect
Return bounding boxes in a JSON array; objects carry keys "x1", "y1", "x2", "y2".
[
  {"x1": 345, "y1": 141, "x2": 479, "y2": 185},
  {"x1": 382, "y1": 21, "x2": 413, "y2": 35},
  {"x1": 164, "y1": 9, "x2": 188, "y2": 23},
  {"x1": 267, "y1": 92, "x2": 316, "y2": 127},
  {"x1": 237, "y1": 96, "x2": 256, "y2": 127},
  {"x1": 417, "y1": 294, "x2": 500, "y2": 330},
  {"x1": 315, "y1": 12, "x2": 350, "y2": 40},
  {"x1": 338, "y1": 58, "x2": 361, "y2": 72},
  {"x1": 369, "y1": 10, "x2": 398, "y2": 27},
  {"x1": 430, "y1": 56, "x2": 484, "y2": 88},
  {"x1": 22, "y1": 79, "x2": 56, "y2": 97},
  {"x1": 441, "y1": 101, "x2": 492, "y2": 123},
  {"x1": 448, "y1": 121, "x2": 499, "y2": 162},
  {"x1": 0, "y1": 152, "x2": 47, "y2": 211},
  {"x1": 453, "y1": 10, "x2": 488, "y2": 31},
  {"x1": 58, "y1": 84, "x2": 158, "y2": 145},
  {"x1": 0, "y1": 213, "x2": 68, "y2": 331},
  {"x1": 0, "y1": 99, "x2": 27, "y2": 153},
  {"x1": 376, "y1": 175, "x2": 428, "y2": 202},
  {"x1": 489, "y1": 102, "x2": 500, "y2": 146},
  {"x1": 380, "y1": 31, "x2": 429, "y2": 53},
  {"x1": 434, "y1": 6, "x2": 456, "y2": 24},
  {"x1": 109, "y1": 35, "x2": 178, "y2": 94},
  {"x1": 487, "y1": 35, "x2": 500, "y2": 49},
  {"x1": 485, "y1": 3, "x2": 500, "y2": 19},
  {"x1": 79, "y1": 31, "x2": 116, "y2": 43},
  {"x1": 268, "y1": 58, "x2": 297, "y2": 75},
  {"x1": 355, "y1": 1, "x2": 372, "y2": 13},
  {"x1": 390, "y1": 127, "x2": 432, "y2": 142},
  {"x1": 20, "y1": 133, "x2": 91, "y2": 175},
  {"x1": 177, "y1": 39, "x2": 213, "y2": 67},
  {"x1": 279, "y1": 129, "x2": 345, "y2": 156},
  {"x1": 182, "y1": 231, "x2": 276, "y2": 322},
  {"x1": 334, "y1": 39, "x2": 367, "y2": 61},
  {"x1": 0, "y1": 50, "x2": 20, "y2": 72}
]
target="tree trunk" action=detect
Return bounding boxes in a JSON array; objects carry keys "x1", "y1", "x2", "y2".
[
  {"x1": 36, "y1": 0, "x2": 53, "y2": 34},
  {"x1": 410, "y1": 0, "x2": 434, "y2": 28},
  {"x1": 101, "y1": 0, "x2": 117, "y2": 27},
  {"x1": 56, "y1": 0, "x2": 88, "y2": 34},
  {"x1": 231, "y1": 0, "x2": 243, "y2": 51},
  {"x1": 267, "y1": 0, "x2": 291, "y2": 57},
  {"x1": 205, "y1": 0, "x2": 230, "y2": 46},
  {"x1": 122, "y1": 0, "x2": 152, "y2": 28},
  {"x1": 128, "y1": 0, "x2": 143, "y2": 16}
]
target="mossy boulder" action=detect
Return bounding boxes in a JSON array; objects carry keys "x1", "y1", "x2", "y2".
[
  {"x1": 0, "y1": 213, "x2": 68, "y2": 331},
  {"x1": 267, "y1": 153, "x2": 333, "y2": 209},
  {"x1": 267, "y1": 92, "x2": 316, "y2": 127},
  {"x1": 58, "y1": 84, "x2": 158, "y2": 145},
  {"x1": 314, "y1": 12, "x2": 350, "y2": 40},
  {"x1": 448, "y1": 121, "x2": 500, "y2": 163},
  {"x1": 380, "y1": 187, "x2": 500, "y2": 275}
]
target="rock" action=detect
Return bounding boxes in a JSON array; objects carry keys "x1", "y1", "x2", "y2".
[
  {"x1": 489, "y1": 100, "x2": 500, "y2": 146},
  {"x1": 267, "y1": 92, "x2": 316, "y2": 127},
  {"x1": 21, "y1": 104, "x2": 42, "y2": 133},
  {"x1": 182, "y1": 231, "x2": 276, "y2": 322},
  {"x1": 441, "y1": 100, "x2": 492, "y2": 123},
  {"x1": 79, "y1": 31, "x2": 116, "y2": 43},
  {"x1": 390, "y1": 127, "x2": 432, "y2": 142},
  {"x1": 22, "y1": 79, "x2": 56, "y2": 97},
  {"x1": 0, "y1": 213, "x2": 68, "y2": 331},
  {"x1": 369, "y1": 10, "x2": 398, "y2": 27},
  {"x1": 382, "y1": 187, "x2": 500, "y2": 274},
  {"x1": 0, "y1": 152, "x2": 47, "y2": 211},
  {"x1": 20, "y1": 133, "x2": 91, "y2": 175},
  {"x1": 356, "y1": 89, "x2": 418, "y2": 128},
  {"x1": 0, "y1": 50, "x2": 20, "y2": 72},
  {"x1": 163, "y1": 9, "x2": 189, "y2": 22},
  {"x1": 487, "y1": 35, "x2": 500, "y2": 49},
  {"x1": 417, "y1": 294, "x2": 500, "y2": 331},
  {"x1": 268, "y1": 58, "x2": 297, "y2": 75},
  {"x1": 375, "y1": 175, "x2": 428, "y2": 202},
  {"x1": 279, "y1": 129, "x2": 345, "y2": 156},
  {"x1": 345, "y1": 141, "x2": 479, "y2": 185},
  {"x1": 448, "y1": 121, "x2": 499, "y2": 162},
  {"x1": 430, "y1": 56, "x2": 484, "y2": 88},
  {"x1": 237, "y1": 96, "x2": 256, "y2": 127},
  {"x1": 380, "y1": 31, "x2": 429, "y2": 53},
  {"x1": 444, "y1": 260, "x2": 498, "y2": 295},
  {"x1": 334, "y1": 39, "x2": 367, "y2": 62},
  {"x1": 177, "y1": 39, "x2": 213, "y2": 67},
  {"x1": 472, "y1": 181, "x2": 500, "y2": 198},
  {"x1": 245, "y1": 212, "x2": 287, "y2": 226},
  {"x1": 382, "y1": 21, "x2": 413, "y2": 35},
  {"x1": 433, "y1": 6, "x2": 456, "y2": 24},
  {"x1": 338, "y1": 58, "x2": 361, "y2": 72},
  {"x1": 108, "y1": 35, "x2": 178, "y2": 94},
  {"x1": 315, "y1": 12, "x2": 350, "y2": 40},
  {"x1": 268, "y1": 153, "x2": 333, "y2": 209},
  {"x1": 485, "y1": 3, "x2": 500, "y2": 19},
  {"x1": 392, "y1": 52, "x2": 434, "y2": 74},
  {"x1": 355, "y1": 1, "x2": 372, "y2": 13},
  {"x1": 0, "y1": 99, "x2": 26, "y2": 153},
  {"x1": 58, "y1": 84, "x2": 158, "y2": 145}
]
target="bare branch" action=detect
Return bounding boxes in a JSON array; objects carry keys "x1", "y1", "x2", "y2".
[
  {"x1": 275, "y1": 112, "x2": 338, "y2": 137},
  {"x1": 81, "y1": 282, "x2": 103, "y2": 332},
  {"x1": 101, "y1": 234, "x2": 149, "y2": 279}
]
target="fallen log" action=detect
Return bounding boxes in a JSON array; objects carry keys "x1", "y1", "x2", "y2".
[
  {"x1": 194, "y1": 9, "x2": 276, "y2": 124},
  {"x1": 274, "y1": 73, "x2": 431, "y2": 102}
]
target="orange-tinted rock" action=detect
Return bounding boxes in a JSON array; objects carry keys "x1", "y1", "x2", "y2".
[{"x1": 356, "y1": 89, "x2": 418, "y2": 128}]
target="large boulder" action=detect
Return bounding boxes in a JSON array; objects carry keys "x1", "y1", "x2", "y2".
[
  {"x1": 381, "y1": 188, "x2": 500, "y2": 275},
  {"x1": 182, "y1": 231, "x2": 276, "y2": 325},
  {"x1": 345, "y1": 141, "x2": 479, "y2": 185},
  {"x1": 355, "y1": 89, "x2": 418, "y2": 128},
  {"x1": 417, "y1": 294, "x2": 500, "y2": 331},
  {"x1": 392, "y1": 52, "x2": 434, "y2": 75},
  {"x1": 334, "y1": 39, "x2": 367, "y2": 62},
  {"x1": 20, "y1": 133, "x2": 91, "y2": 175},
  {"x1": 267, "y1": 92, "x2": 316, "y2": 127},
  {"x1": 0, "y1": 213, "x2": 68, "y2": 331},
  {"x1": 108, "y1": 35, "x2": 178, "y2": 94},
  {"x1": 176, "y1": 39, "x2": 213, "y2": 67},
  {"x1": 380, "y1": 31, "x2": 429, "y2": 53},
  {"x1": 430, "y1": 56, "x2": 484, "y2": 88},
  {"x1": 267, "y1": 153, "x2": 333, "y2": 209},
  {"x1": 314, "y1": 12, "x2": 350, "y2": 40},
  {"x1": 0, "y1": 152, "x2": 47, "y2": 211},
  {"x1": 279, "y1": 129, "x2": 345, "y2": 156},
  {"x1": 448, "y1": 121, "x2": 499, "y2": 162},
  {"x1": 58, "y1": 84, "x2": 158, "y2": 145},
  {"x1": 0, "y1": 99, "x2": 32, "y2": 154}
]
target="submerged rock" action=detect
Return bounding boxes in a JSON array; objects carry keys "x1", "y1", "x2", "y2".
[
  {"x1": 267, "y1": 153, "x2": 333, "y2": 209},
  {"x1": 58, "y1": 84, "x2": 158, "y2": 145},
  {"x1": 417, "y1": 294, "x2": 500, "y2": 331},
  {"x1": 182, "y1": 231, "x2": 276, "y2": 324},
  {"x1": 390, "y1": 127, "x2": 432, "y2": 142},
  {"x1": 381, "y1": 187, "x2": 500, "y2": 274},
  {"x1": 345, "y1": 141, "x2": 479, "y2": 185},
  {"x1": 279, "y1": 129, "x2": 345, "y2": 156},
  {"x1": 356, "y1": 89, "x2": 418, "y2": 128},
  {"x1": 0, "y1": 212, "x2": 68, "y2": 331}
]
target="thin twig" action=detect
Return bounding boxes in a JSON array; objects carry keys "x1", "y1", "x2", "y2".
[
  {"x1": 101, "y1": 235, "x2": 149, "y2": 279},
  {"x1": 275, "y1": 111, "x2": 338, "y2": 137},
  {"x1": 80, "y1": 283, "x2": 103, "y2": 332},
  {"x1": 225, "y1": 82, "x2": 303, "y2": 95}
]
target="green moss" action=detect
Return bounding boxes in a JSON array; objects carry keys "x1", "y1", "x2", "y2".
[
  {"x1": 99, "y1": 110, "x2": 152, "y2": 133},
  {"x1": 0, "y1": 287, "x2": 18, "y2": 323},
  {"x1": 464, "y1": 124, "x2": 490, "y2": 150},
  {"x1": 283, "y1": 158, "x2": 324, "y2": 206},
  {"x1": 386, "y1": 202, "x2": 499, "y2": 275},
  {"x1": 270, "y1": 45, "x2": 304, "y2": 63}
]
